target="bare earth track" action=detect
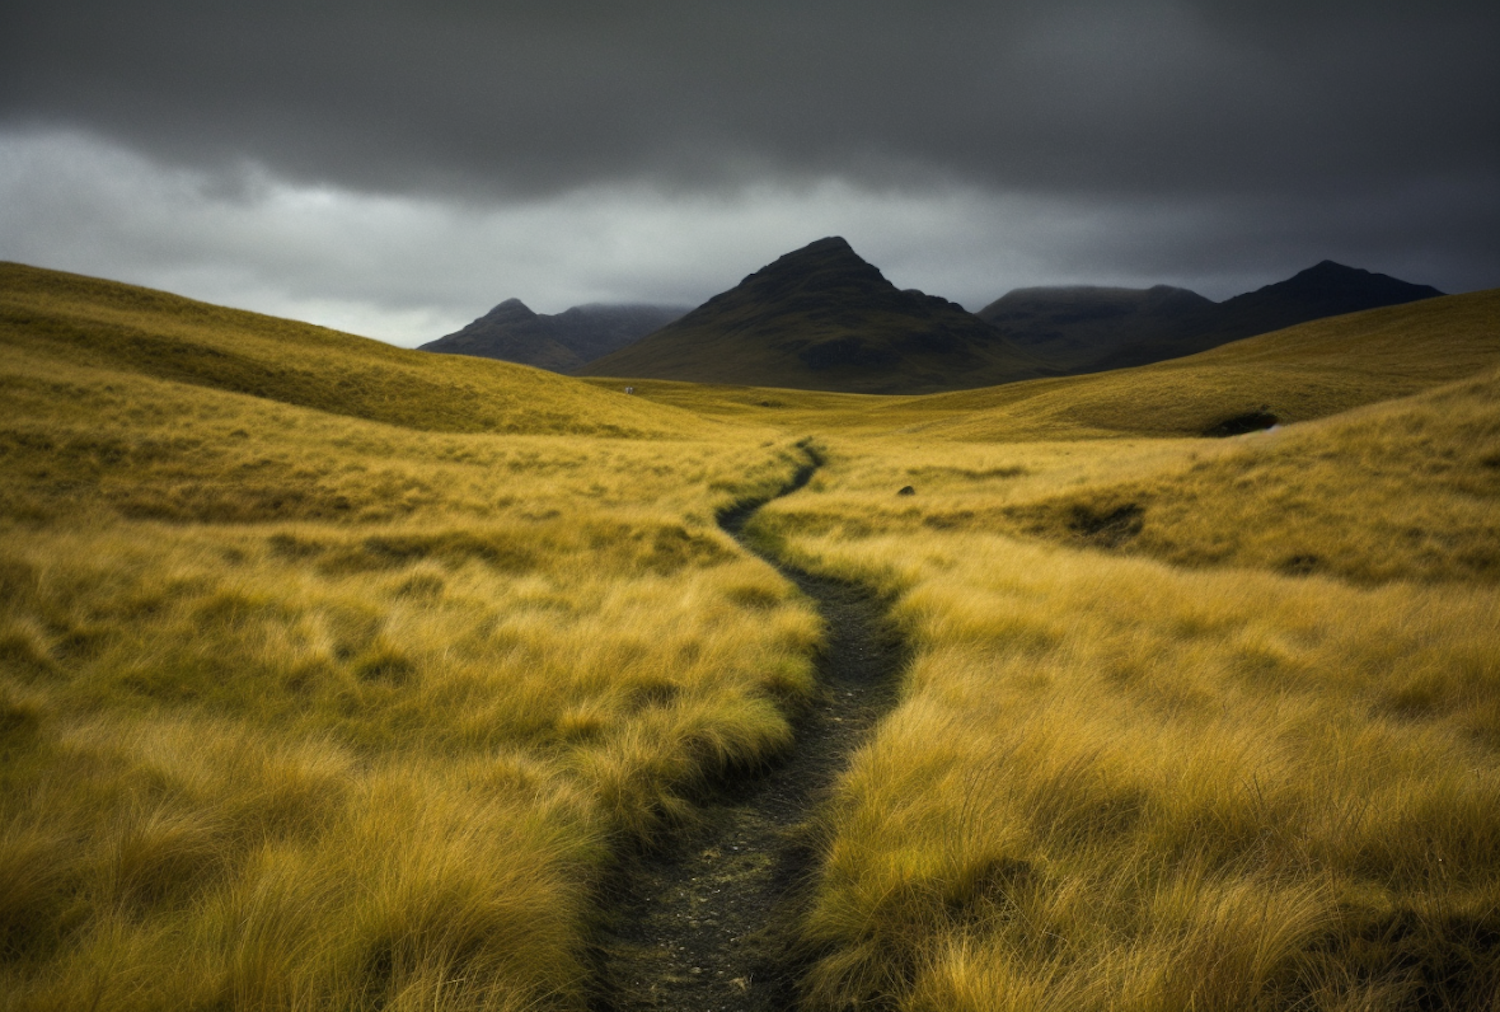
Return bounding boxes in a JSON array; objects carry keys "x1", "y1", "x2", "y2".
[{"x1": 592, "y1": 455, "x2": 908, "y2": 1011}]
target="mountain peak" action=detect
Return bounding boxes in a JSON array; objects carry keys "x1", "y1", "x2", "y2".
[
  {"x1": 581, "y1": 239, "x2": 1048, "y2": 393},
  {"x1": 712, "y1": 236, "x2": 895, "y2": 313},
  {"x1": 1235, "y1": 261, "x2": 1443, "y2": 306},
  {"x1": 730, "y1": 236, "x2": 881, "y2": 287},
  {"x1": 797, "y1": 235, "x2": 856, "y2": 255},
  {"x1": 421, "y1": 298, "x2": 684, "y2": 372},
  {"x1": 1291, "y1": 260, "x2": 1368, "y2": 281},
  {"x1": 479, "y1": 298, "x2": 537, "y2": 323}
]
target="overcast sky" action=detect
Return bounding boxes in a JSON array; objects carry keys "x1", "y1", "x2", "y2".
[{"x1": 3, "y1": 1, "x2": 1496, "y2": 345}]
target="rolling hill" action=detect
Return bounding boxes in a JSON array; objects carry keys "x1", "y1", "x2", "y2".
[
  {"x1": 420, "y1": 298, "x2": 687, "y2": 372},
  {"x1": 581, "y1": 237, "x2": 1053, "y2": 394},
  {"x1": 595, "y1": 288, "x2": 1500, "y2": 442},
  {"x1": 0, "y1": 261, "x2": 711, "y2": 440},
  {"x1": 919, "y1": 287, "x2": 1500, "y2": 440}
]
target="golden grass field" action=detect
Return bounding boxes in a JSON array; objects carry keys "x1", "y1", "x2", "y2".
[{"x1": 2, "y1": 263, "x2": 1498, "y2": 1010}]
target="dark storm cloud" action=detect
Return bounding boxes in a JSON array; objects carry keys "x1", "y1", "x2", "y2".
[
  {"x1": 5, "y1": 0, "x2": 1496, "y2": 200},
  {"x1": 2, "y1": 0, "x2": 1497, "y2": 335}
]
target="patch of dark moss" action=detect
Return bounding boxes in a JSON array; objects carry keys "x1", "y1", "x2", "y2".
[
  {"x1": 1068, "y1": 503, "x2": 1144, "y2": 547},
  {"x1": 1204, "y1": 410, "x2": 1279, "y2": 437}
]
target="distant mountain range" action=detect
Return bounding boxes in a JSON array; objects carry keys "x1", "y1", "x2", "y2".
[
  {"x1": 982, "y1": 261, "x2": 1444, "y2": 374},
  {"x1": 581, "y1": 237, "x2": 1048, "y2": 393},
  {"x1": 420, "y1": 300, "x2": 687, "y2": 372},
  {"x1": 425, "y1": 239, "x2": 1443, "y2": 393}
]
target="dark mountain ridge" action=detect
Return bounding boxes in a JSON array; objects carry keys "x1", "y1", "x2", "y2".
[
  {"x1": 429, "y1": 246, "x2": 1444, "y2": 393},
  {"x1": 980, "y1": 261, "x2": 1443, "y2": 374},
  {"x1": 580, "y1": 237, "x2": 1050, "y2": 393},
  {"x1": 977, "y1": 284, "x2": 1218, "y2": 372},
  {"x1": 1207, "y1": 259, "x2": 1444, "y2": 341},
  {"x1": 421, "y1": 299, "x2": 686, "y2": 372}
]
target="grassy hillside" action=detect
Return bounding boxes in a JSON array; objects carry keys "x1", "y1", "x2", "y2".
[
  {"x1": 0, "y1": 262, "x2": 711, "y2": 438},
  {"x1": 3, "y1": 263, "x2": 1497, "y2": 1010},
  {"x1": 883, "y1": 287, "x2": 1500, "y2": 440},
  {"x1": 750, "y1": 367, "x2": 1500, "y2": 1008},
  {"x1": 1006, "y1": 367, "x2": 1500, "y2": 583},
  {"x1": 755, "y1": 366, "x2": 1500, "y2": 586},
  {"x1": 0, "y1": 265, "x2": 816, "y2": 1010}
]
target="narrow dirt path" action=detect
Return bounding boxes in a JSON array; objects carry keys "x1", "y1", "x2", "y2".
[{"x1": 593, "y1": 453, "x2": 907, "y2": 1012}]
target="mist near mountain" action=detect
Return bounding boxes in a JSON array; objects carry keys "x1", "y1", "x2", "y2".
[{"x1": 421, "y1": 300, "x2": 687, "y2": 372}]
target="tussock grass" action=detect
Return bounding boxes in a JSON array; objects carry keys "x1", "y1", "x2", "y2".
[
  {"x1": 5, "y1": 262, "x2": 1498, "y2": 1009},
  {"x1": 755, "y1": 528, "x2": 1500, "y2": 1009},
  {"x1": 0, "y1": 265, "x2": 819, "y2": 1009},
  {"x1": 0, "y1": 509, "x2": 819, "y2": 1007},
  {"x1": 751, "y1": 378, "x2": 1500, "y2": 1008}
]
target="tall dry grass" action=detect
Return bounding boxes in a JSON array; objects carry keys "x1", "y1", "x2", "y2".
[
  {"x1": 750, "y1": 378, "x2": 1500, "y2": 1009},
  {"x1": 6, "y1": 261, "x2": 1498, "y2": 1009},
  {"x1": 0, "y1": 265, "x2": 825, "y2": 1009},
  {"x1": 757, "y1": 368, "x2": 1500, "y2": 586}
]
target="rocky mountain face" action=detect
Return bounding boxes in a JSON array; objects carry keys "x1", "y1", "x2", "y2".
[
  {"x1": 421, "y1": 299, "x2": 686, "y2": 373},
  {"x1": 580, "y1": 237, "x2": 1050, "y2": 393},
  {"x1": 979, "y1": 262, "x2": 1443, "y2": 374}
]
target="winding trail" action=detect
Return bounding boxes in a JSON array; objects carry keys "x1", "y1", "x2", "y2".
[{"x1": 594, "y1": 453, "x2": 908, "y2": 1011}]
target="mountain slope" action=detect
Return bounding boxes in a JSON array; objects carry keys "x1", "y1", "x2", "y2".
[
  {"x1": 976, "y1": 284, "x2": 1217, "y2": 372},
  {"x1": 914, "y1": 287, "x2": 1500, "y2": 440},
  {"x1": 1194, "y1": 259, "x2": 1444, "y2": 345},
  {"x1": 0, "y1": 261, "x2": 716, "y2": 438},
  {"x1": 421, "y1": 299, "x2": 686, "y2": 372},
  {"x1": 979, "y1": 262, "x2": 1445, "y2": 375},
  {"x1": 581, "y1": 237, "x2": 1051, "y2": 394}
]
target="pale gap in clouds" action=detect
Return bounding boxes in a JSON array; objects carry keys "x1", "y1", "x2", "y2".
[{"x1": 2, "y1": 1, "x2": 1495, "y2": 342}]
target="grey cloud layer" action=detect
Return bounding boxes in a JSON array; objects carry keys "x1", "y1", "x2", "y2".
[
  {"x1": 6, "y1": 1, "x2": 1496, "y2": 200},
  {"x1": 2, "y1": 1, "x2": 1496, "y2": 340}
]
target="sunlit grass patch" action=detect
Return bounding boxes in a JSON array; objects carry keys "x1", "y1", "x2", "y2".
[
  {"x1": 766, "y1": 525, "x2": 1500, "y2": 1010},
  {"x1": 6, "y1": 262, "x2": 1498, "y2": 1009},
  {"x1": 0, "y1": 263, "x2": 828, "y2": 1008},
  {"x1": 1, "y1": 497, "x2": 822, "y2": 1007}
]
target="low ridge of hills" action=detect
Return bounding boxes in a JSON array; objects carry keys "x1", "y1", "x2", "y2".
[
  {"x1": 979, "y1": 261, "x2": 1443, "y2": 374},
  {"x1": 420, "y1": 299, "x2": 686, "y2": 372},
  {"x1": 580, "y1": 237, "x2": 1051, "y2": 394}
]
